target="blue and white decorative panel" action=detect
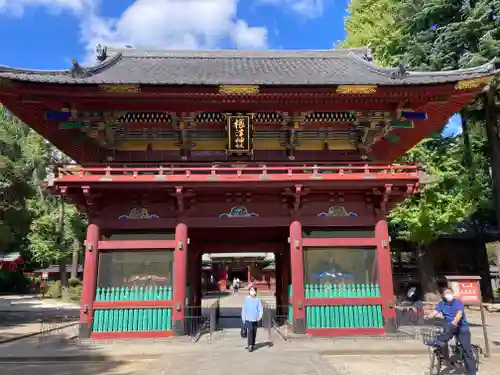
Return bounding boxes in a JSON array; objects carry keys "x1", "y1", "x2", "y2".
[
  {"x1": 219, "y1": 206, "x2": 259, "y2": 218},
  {"x1": 317, "y1": 205, "x2": 357, "y2": 217},
  {"x1": 118, "y1": 208, "x2": 159, "y2": 220}
]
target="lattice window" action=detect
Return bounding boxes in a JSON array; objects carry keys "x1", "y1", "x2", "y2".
[
  {"x1": 193, "y1": 112, "x2": 225, "y2": 123},
  {"x1": 254, "y1": 112, "x2": 284, "y2": 123},
  {"x1": 304, "y1": 112, "x2": 356, "y2": 122},
  {"x1": 118, "y1": 112, "x2": 172, "y2": 124}
]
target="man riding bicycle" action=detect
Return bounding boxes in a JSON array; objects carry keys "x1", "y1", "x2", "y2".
[{"x1": 425, "y1": 287, "x2": 476, "y2": 375}]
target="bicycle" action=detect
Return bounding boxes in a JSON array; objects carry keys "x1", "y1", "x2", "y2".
[{"x1": 422, "y1": 326, "x2": 482, "y2": 375}]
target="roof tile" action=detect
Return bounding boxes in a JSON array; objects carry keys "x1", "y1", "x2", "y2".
[{"x1": 0, "y1": 47, "x2": 497, "y2": 86}]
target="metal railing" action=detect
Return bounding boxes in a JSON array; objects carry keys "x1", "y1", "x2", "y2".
[{"x1": 184, "y1": 298, "x2": 220, "y2": 343}]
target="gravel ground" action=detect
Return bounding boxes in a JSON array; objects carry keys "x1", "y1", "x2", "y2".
[{"x1": 324, "y1": 354, "x2": 500, "y2": 375}]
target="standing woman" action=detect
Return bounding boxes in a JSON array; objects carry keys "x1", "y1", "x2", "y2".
[{"x1": 241, "y1": 286, "x2": 263, "y2": 352}]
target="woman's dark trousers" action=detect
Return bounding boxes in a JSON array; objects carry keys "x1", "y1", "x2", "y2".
[{"x1": 245, "y1": 321, "x2": 258, "y2": 347}]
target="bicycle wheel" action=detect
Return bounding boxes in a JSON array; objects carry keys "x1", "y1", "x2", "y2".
[
  {"x1": 471, "y1": 345, "x2": 481, "y2": 372},
  {"x1": 429, "y1": 348, "x2": 441, "y2": 375}
]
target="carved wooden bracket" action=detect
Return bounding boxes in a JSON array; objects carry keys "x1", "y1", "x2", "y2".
[
  {"x1": 380, "y1": 184, "x2": 393, "y2": 214},
  {"x1": 170, "y1": 186, "x2": 195, "y2": 213},
  {"x1": 282, "y1": 184, "x2": 309, "y2": 211},
  {"x1": 81, "y1": 185, "x2": 92, "y2": 207},
  {"x1": 405, "y1": 184, "x2": 415, "y2": 197}
]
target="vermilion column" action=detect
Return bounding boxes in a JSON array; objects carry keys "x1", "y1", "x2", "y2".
[
  {"x1": 172, "y1": 222, "x2": 188, "y2": 335},
  {"x1": 375, "y1": 219, "x2": 397, "y2": 332},
  {"x1": 289, "y1": 221, "x2": 306, "y2": 334},
  {"x1": 79, "y1": 223, "x2": 100, "y2": 338}
]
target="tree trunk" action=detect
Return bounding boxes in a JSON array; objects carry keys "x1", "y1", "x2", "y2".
[
  {"x1": 484, "y1": 87, "x2": 500, "y2": 263},
  {"x1": 416, "y1": 245, "x2": 440, "y2": 301},
  {"x1": 70, "y1": 238, "x2": 79, "y2": 280},
  {"x1": 57, "y1": 196, "x2": 68, "y2": 289},
  {"x1": 473, "y1": 218, "x2": 494, "y2": 301}
]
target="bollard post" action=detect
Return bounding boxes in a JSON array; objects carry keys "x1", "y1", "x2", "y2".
[{"x1": 480, "y1": 303, "x2": 491, "y2": 358}]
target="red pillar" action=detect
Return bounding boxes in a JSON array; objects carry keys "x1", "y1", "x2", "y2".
[
  {"x1": 173, "y1": 222, "x2": 188, "y2": 335},
  {"x1": 289, "y1": 220, "x2": 306, "y2": 334},
  {"x1": 79, "y1": 223, "x2": 100, "y2": 338},
  {"x1": 375, "y1": 219, "x2": 397, "y2": 332}
]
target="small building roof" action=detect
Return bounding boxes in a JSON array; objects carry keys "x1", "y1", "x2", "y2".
[
  {"x1": 0, "y1": 252, "x2": 22, "y2": 262},
  {"x1": 0, "y1": 47, "x2": 497, "y2": 86}
]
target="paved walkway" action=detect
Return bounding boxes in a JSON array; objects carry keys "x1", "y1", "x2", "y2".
[
  {"x1": 3, "y1": 293, "x2": 500, "y2": 375},
  {"x1": 0, "y1": 295, "x2": 78, "y2": 343}
]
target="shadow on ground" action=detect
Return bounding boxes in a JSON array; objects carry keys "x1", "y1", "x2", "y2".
[{"x1": 0, "y1": 329, "x2": 161, "y2": 375}]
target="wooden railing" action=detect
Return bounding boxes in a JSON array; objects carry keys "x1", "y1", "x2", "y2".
[{"x1": 54, "y1": 163, "x2": 419, "y2": 183}]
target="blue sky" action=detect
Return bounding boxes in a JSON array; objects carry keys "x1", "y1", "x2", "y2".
[{"x1": 0, "y1": 0, "x2": 458, "y2": 134}]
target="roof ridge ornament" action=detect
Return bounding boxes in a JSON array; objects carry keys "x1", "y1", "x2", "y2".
[
  {"x1": 365, "y1": 44, "x2": 373, "y2": 62},
  {"x1": 96, "y1": 44, "x2": 108, "y2": 62},
  {"x1": 70, "y1": 58, "x2": 90, "y2": 78},
  {"x1": 390, "y1": 61, "x2": 409, "y2": 79}
]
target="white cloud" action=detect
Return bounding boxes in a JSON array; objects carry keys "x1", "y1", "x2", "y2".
[
  {"x1": 0, "y1": 0, "x2": 95, "y2": 17},
  {"x1": 256, "y1": 0, "x2": 323, "y2": 18},
  {"x1": 0, "y1": 0, "x2": 269, "y2": 65}
]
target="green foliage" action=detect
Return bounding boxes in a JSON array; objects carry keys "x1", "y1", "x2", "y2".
[
  {"x1": 390, "y1": 136, "x2": 482, "y2": 245},
  {"x1": 46, "y1": 280, "x2": 62, "y2": 298},
  {"x1": 66, "y1": 285, "x2": 82, "y2": 302},
  {"x1": 68, "y1": 277, "x2": 82, "y2": 287},
  {"x1": 0, "y1": 109, "x2": 87, "y2": 283},
  {"x1": 27, "y1": 198, "x2": 86, "y2": 265},
  {"x1": 342, "y1": 0, "x2": 499, "y2": 247}
]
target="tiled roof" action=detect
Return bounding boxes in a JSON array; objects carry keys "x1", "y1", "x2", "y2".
[
  {"x1": 0, "y1": 252, "x2": 21, "y2": 262},
  {"x1": 0, "y1": 47, "x2": 497, "y2": 86}
]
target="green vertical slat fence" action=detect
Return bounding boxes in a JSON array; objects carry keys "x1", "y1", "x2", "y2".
[
  {"x1": 92, "y1": 308, "x2": 173, "y2": 332},
  {"x1": 93, "y1": 286, "x2": 173, "y2": 333},
  {"x1": 288, "y1": 284, "x2": 293, "y2": 323},
  {"x1": 304, "y1": 283, "x2": 383, "y2": 329},
  {"x1": 95, "y1": 286, "x2": 173, "y2": 301}
]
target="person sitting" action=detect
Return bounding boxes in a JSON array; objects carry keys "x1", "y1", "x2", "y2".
[{"x1": 424, "y1": 287, "x2": 476, "y2": 375}]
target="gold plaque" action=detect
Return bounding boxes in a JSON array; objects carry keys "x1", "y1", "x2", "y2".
[
  {"x1": 336, "y1": 85, "x2": 377, "y2": 94},
  {"x1": 454, "y1": 76, "x2": 493, "y2": 91},
  {"x1": 99, "y1": 84, "x2": 141, "y2": 93},
  {"x1": 227, "y1": 115, "x2": 252, "y2": 152},
  {"x1": 219, "y1": 85, "x2": 259, "y2": 95}
]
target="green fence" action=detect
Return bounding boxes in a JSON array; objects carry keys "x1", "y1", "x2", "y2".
[
  {"x1": 288, "y1": 285, "x2": 293, "y2": 323},
  {"x1": 304, "y1": 283, "x2": 380, "y2": 298},
  {"x1": 306, "y1": 305, "x2": 383, "y2": 329},
  {"x1": 304, "y1": 283, "x2": 383, "y2": 329},
  {"x1": 95, "y1": 286, "x2": 173, "y2": 301},
  {"x1": 93, "y1": 308, "x2": 173, "y2": 332}
]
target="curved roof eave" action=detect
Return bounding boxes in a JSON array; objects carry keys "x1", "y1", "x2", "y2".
[
  {"x1": 348, "y1": 53, "x2": 499, "y2": 80},
  {"x1": 0, "y1": 50, "x2": 122, "y2": 77}
]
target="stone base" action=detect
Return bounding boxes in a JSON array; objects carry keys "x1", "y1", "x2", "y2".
[
  {"x1": 173, "y1": 320, "x2": 185, "y2": 336},
  {"x1": 78, "y1": 322, "x2": 91, "y2": 338},
  {"x1": 294, "y1": 318, "x2": 306, "y2": 334}
]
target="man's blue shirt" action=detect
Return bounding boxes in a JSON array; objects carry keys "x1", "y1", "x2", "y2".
[{"x1": 436, "y1": 299, "x2": 469, "y2": 330}]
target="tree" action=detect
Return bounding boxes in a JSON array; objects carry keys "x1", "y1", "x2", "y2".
[
  {"x1": 27, "y1": 197, "x2": 86, "y2": 286},
  {"x1": 0, "y1": 106, "x2": 87, "y2": 289},
  {"x1": 389, "y1": 136, "x2": 483, "y2": 298},
  {"x1": 342, "y1": 0, "x2": 499, "y2": 299}
]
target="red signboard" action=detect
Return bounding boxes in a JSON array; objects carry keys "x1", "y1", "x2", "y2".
[
  {"x1": 446, "y1": 277, "x2": 482, "y2": 305},
  {"x1": 456, "y1": 281, "x2": 481, "y2": 304}
]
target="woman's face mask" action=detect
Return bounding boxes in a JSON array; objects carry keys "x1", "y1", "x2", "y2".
[
  {"x1": 249, "y1": 290, "x2": 256, "y2": 297},
  {"x1": 443, "y1": 293, "x2": 453, "y2": 302}
]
